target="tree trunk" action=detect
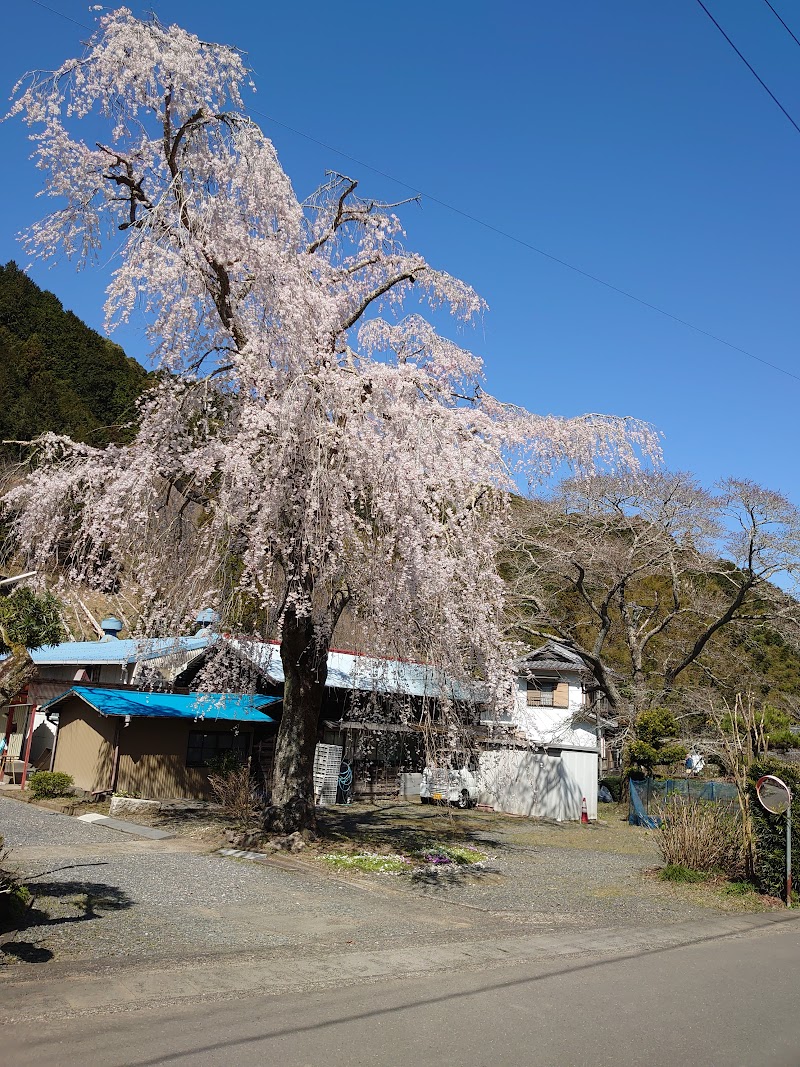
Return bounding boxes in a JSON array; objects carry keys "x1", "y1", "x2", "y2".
[
  {"x1": 267, "y1": 609, "x2": 329, "y2": 834},
  {"x1": 0, "y1": 646, "x2": 36, "y2": 707}
]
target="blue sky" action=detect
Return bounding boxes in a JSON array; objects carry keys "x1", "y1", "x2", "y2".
[{"x1": 1, "y1": 1, "x2": 799, "y2": 500}]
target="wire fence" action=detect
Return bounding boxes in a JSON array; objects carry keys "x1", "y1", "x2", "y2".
[{"x1": 629, "y1": 777, "x2": 739, "y2": 827}]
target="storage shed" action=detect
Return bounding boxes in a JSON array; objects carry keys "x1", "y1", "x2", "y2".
[{"x1": 46, "y1": 686, "x2": 279, "y2": 800}]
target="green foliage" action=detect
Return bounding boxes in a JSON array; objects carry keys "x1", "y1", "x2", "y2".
[
  {"x1": 0, "y1": 587, "x2": 64, "y2": 652},
  {"x1": 600, "y1": 776, "x2": 623, "y2": 802},
  {"x1": 27, "y1": 770, "x2": 74, "y2": 799},
  {"x1": 722, "y1": 880, "x2": 756, "y2": 897},
  {"x1": 748, "y1": 757, "x2": 800, "y2": 898},
  {"x1": 0, "y1": 261, "x2": 149, "y2": 453},
  {"x1": 0, "y1": 834, "x2": 31, "y2": 929},
  {"x1": 627, "y1": 708, "x2": 687, "y2": 775},
  {"x1": 659, "y1": 863, "x2": 708, "y2": 884}
]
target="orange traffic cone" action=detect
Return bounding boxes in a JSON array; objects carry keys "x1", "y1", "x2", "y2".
[{"x1": 581, "y1": 797, "x2": 589, "y2": 824}]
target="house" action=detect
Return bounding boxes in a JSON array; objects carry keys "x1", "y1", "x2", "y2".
[
  {"x1": 181, "y1": 638, "x2": 473, "y2": 799},
  {"x1": 0, "y1": 615, "x2": 213, "y2": 784},
  {"x1": 184, "y1": 635, "x2": 605, "y2": 818},
  {"x1": 45, "y1": 685, "x2": 280, "y2": 799},
  {"x1": 477, "y1": 641, "x2": 601, "y2": 821}
]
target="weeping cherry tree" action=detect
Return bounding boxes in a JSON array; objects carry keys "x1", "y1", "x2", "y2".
[{"x1": 3, "y1": 9, "x2": 657, "y2": 829}]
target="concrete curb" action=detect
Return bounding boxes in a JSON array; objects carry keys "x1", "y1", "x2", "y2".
[{"x1": 75, "y1": 813, "x2": 174, "y2": 840}]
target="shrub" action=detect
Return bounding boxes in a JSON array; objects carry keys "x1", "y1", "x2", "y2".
[
  {"x1": 600, "y1": 776, "x2": 622, "y2": 802},
  {"x1": 207, "y1": 764, "x2": 262, "y2": 831},
  {"x1": 27, "y1": 771, "x2": 74, "y2": 799},
  {"x1": 748, "y1": 757, "x2": 800, "y2": 898},
  {"x1": 653, "y1": 796, "x2": 745, "y2": 879},
  {"x1": 0, "y1": 834, "x2": 31, "y2": 929}
]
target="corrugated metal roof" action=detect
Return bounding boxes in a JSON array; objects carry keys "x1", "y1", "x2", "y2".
[
  {"x1": 43, "y1": 686, "x2": 279, "y2": 722},
  {"x1": 230, "y1": 639, "x2": 482, "y2": 701},
  {"x1": 27, "y1": 635, "x2": 211, "y2": 666}
]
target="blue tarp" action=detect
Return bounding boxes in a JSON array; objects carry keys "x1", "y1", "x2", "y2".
[
  {"x1": 628, "y1": 778, "x2": 660, "y2": 828},
  {"x1": 43, "y1": 686, "x2": 279, "y2": 723}
]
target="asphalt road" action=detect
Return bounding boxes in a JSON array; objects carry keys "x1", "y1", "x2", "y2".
[{"x1": 9, "y1": 916, "x2": 800, "y2": 1066}]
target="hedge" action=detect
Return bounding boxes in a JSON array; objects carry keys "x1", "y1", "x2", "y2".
[{"x1": 748, "y1": 757, "x2": 800, "y2": 899}]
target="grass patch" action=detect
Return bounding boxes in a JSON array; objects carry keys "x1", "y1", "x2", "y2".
[
  {"x1": 659, "y1": 863, "x2": 708, "y2": 884},
  {"x1": 412, "y1": 844, "x2": 487, "y2": 866},
  {"x1": 722, "y1": 880, "x2": 757, "y2": 897},
  {"x1": 321, "y1": 852, "x2": 411, "y2": 874}
]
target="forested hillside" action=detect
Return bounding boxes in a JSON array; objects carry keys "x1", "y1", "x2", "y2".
[{"x1": 0, "y1": 262, "x2": 149, "y2": 450}]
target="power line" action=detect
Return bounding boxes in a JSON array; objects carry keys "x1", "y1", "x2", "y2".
[
  {"x1": 761, "y1": 0, "x2": 800, "y2": 51},
  {"x1": 249, "y1": 107, "x2": 800, "y2": 384},
  {"x1": 20, "y1": 0, "x2": 800, "y2": 385},
  {"x1": 695, "y1": 0, "x2": 800, "y2": 136},
  {"x1": 28, "y1": 0, "x2": 88, "y2": 30}
]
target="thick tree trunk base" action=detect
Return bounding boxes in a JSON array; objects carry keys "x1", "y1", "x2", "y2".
[{"x1": 262, "y1": 797, "x2": 317, "y2": 835}]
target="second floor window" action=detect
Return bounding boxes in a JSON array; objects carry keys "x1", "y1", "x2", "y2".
[{"x1": 526, "y1": 679, "x2": 569, "y2": 708}]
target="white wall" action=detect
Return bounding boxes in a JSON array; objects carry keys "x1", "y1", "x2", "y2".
[
  {"x1": 478, "y1": 747, "x2": 597, "y2": 821},
  {"x1": 510, "y1": 672, "x2": 597, "y2": 750}
]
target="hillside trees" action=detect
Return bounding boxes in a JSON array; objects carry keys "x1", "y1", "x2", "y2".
[
  {"x1": 0, "y1": 578, "x2": 63, "y2": 706},
  {"x1": 2, "y1": 10, "x2": 656, "y2": 830},
  {"x1": 506, "y1": 472, "x2": 800, "y2": 730},
  {"x1": 0, "y1": 262, "x2": 148, "y2": 453}
]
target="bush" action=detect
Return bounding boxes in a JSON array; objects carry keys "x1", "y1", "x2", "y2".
[
  {"x1": 749, "y1": 757, "x2": 800, "y2": 898},
  {"x1": 653, "y1": 796, "x2": 745, "y2": 879},
  {"x1": 659, "y1": 863, "x2": 708, "y2": 884},
  {"x1": 600, "y1": 776, "x2": 622, "y2": 802},
  {"x1": 0, "y1": 834, "x2": 31, "y2": 930},
  {"x1": 27, "y1": 771, "x2": 74, "y2": 799},
  {"x1": 207, "y1": 764, "x2": 262, "y2": 831}
]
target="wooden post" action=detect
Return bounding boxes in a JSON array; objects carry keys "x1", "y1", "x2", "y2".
[{"x1": 19, "y1": 703, "x2": 38, "y2": 789}]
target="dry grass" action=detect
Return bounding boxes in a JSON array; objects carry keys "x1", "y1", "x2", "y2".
[
  {"x1": 207, "y1": 766, "x2": 262, "y2": 832},
  {"x1": 653, "y1": 796, "x2": 745, "y2": 878}
]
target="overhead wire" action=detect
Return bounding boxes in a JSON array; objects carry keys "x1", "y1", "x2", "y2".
[
  {"x1": 761, "y1": 0, "x2": 800, "y2": 51},
  {"x1": 20, "y1": 0, "x2": 800, "y2": 385},
  {"x1": 694, "y1": 0, "x2": 800, "y2": 136}
]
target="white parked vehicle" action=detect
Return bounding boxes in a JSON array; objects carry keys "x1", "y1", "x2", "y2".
[{"x1": 419, "y1": 763, "x2": 480, "y2": 808}]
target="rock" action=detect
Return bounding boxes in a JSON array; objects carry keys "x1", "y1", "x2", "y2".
[
  {"x1": 110, "y1": 796, "x2": 161, "y2": 818},
  {"x1": 287, "y1": 831, "x2": 306, "y2": 853}
]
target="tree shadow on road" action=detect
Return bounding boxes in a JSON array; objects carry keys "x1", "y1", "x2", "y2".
[
  {"x1": 319, "y1": 801, "x2": 508, "y2": 855},
  {"x1": 1, "y1": 878, "x2": 133, "y2": 966}
]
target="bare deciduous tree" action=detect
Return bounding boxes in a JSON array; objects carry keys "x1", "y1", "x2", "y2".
[{"x1": 506, "y1": 472, "x2": 800, "y2": 733}]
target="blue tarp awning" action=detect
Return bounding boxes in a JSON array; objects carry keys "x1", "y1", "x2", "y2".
[{"x1": 43, "y1": 686, "x2": 279, "y2": 723}]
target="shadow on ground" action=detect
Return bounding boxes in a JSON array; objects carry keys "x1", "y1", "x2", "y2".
[
  {"x1": 318, "y1": 802, "x2": 505, "y2": 854},
  {"x1": 1, "y1": 878, "x2": 133, "y2": 966}
]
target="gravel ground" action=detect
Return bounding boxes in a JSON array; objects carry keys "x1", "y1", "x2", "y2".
[{"x1": 0, "y1": 796, "x2": 756, "y2": 970}]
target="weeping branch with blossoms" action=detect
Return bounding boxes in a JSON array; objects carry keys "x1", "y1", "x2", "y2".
[{"x1": 3, "y1": 9, "x2": 659, "y2": 829}]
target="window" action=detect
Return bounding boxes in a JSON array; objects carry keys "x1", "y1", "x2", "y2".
[
  {"x1": 526, "y1": 679, "x2": 570, "y2": 708},
  {"x1": 527, "y1": 681, "x2": 555, "y2": 707},
  {"x1": 186, "y1": 730, "x2": 248, "y2": 769},
  {"x1": 480, "y1": 706, "x2": 513, "y2": 724}
]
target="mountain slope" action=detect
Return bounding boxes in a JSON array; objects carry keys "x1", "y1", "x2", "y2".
[{"x1": 0, "y1": 261, "x2": 149, "y2": 449}]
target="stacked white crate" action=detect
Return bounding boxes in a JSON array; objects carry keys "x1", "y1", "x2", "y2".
[{"x1": 313, "y1": 743, "x2": 343, "y2": 806}]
